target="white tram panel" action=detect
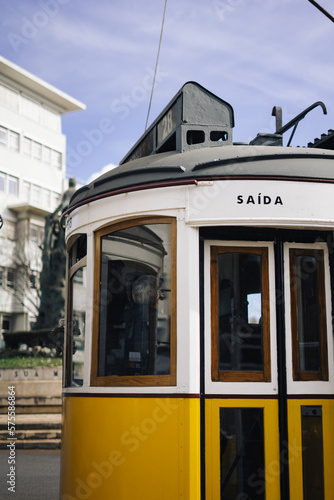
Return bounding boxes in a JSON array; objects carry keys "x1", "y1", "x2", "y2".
[
  {"x1": 64, "y1": 186, "x2": 188, "y2": 241},
  {"x1": 65, "y1": 177, "x2": 334, "y2": 240},
  {"x1": 186, "y1": 179, "x2": 334, "y2": 228}
]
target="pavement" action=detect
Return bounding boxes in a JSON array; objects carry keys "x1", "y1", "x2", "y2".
[{"x1": 0, "y1": 449, "x2": 60, "y2": 499}]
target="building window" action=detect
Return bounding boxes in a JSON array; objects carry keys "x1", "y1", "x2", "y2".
[
  {"x1": 91, "y1": 217, "x2": 176, "y2": 387},
  {"x1": 0, "y1": 268, "x2": 16, "y2": 289},
  {"x1": 0, "y1": 173, "x2": 18, "y2": 196},
  {"x1": 8, "y1": 176, "x2": 18, "y2": 196},
  {"x1": 211, "y1": 246, "x2": 270, "y2": 382},
  {"x1": 32, "y1": 141, "x2": 42, "y2": 161},
  {"x1": 0, "y1": 173, "x2": 22, "y2": 197},
  {"x1": 0, "y1": 127, "x2": 20, "y2": 152},
  {"x1": 0, "y1": 84, "x2": 19, "y2": 111},
  {"x1": 42, "y1": 145, "x2": 51, "y2": 165},
  {"x1": 30, "y1": 224, "x2": 44, "y2": 245},
  {"x1": 4, "y1": 130, "x2": 62, "y2": 167},
  {"x1": 22, "y1": 181, "x2": 31, "y2": 202},
  {"x1": 42, "y1": 107, "x2": 60, "y2": 131},
  {"x1": 6, "y1": 268, "x2": 15, "y2": 289},
  {"x1": 8, "y1": 131, "x2": 19, "y2": 152},
  {"x1": 290, "y1": 248, "x2": 328, "y2": 381},
  {"x1": 21, "y1": 95, "x2": 40, "y2": 121},
  {"x1": 2, "y1": 315, "x2": 11, "y2": 333},
  {"x1": 43, "y1": 188, "x2": 51, "y2": 208},
  {"x1": 0, "y1": 127, "x2": 7, "y2": 148},
  {"x1": 23, "y1": 137, "x2": 32, "y2": 157},
  {"x1": 52, "y1": 150, "x2": 62, "y2": 169},
  {"x1": 22, "y1": 182, "x2": 59, "y2": 210},
  {"x1": 32, "y1": 185, "x2": 41, "y2": 205},
  {"x1": 0, "y1": 173, "x2": 5, "y2": 192}
]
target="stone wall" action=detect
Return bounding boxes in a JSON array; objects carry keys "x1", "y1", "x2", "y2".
[{"x1": 0, "y1": 366, "x2": 62, "y2": 413}]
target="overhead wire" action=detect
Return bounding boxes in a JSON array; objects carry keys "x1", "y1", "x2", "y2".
[
  {"x1": 145, "y1": 0, "x2": 168, "y2": 131},
  {"x1": 308, "y1": 0, "x2": 334, "y2": 23}
]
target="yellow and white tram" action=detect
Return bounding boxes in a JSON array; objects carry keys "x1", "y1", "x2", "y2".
[{"x1": 60, "y1": 82, "x2": 334, "y2": 500}]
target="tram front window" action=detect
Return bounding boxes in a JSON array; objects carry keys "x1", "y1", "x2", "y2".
[
  {"x1": 211, "y1": 246, "x2": 270, "y2": 382},
  {"x1": 93, "y1": 220, "x2": 175, "y2": 385}
]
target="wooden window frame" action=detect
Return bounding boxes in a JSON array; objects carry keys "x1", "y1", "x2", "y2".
[
  {"x1": 91, "y1": 217, "x2": 177, "y2": 387},
  {"x1": 65, "y1": 235, "x2": 87, "y2": 388},
  {"x1": 211, "y1": 246, "x2": 271, "y2": 382},
  {"x1": 289, "y1": 248, "x2": 329, "y2": 381}
]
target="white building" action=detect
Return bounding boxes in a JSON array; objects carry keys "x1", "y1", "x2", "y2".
[{"x1": 0, "y1": 56, "x2": 85, "y2": 341}]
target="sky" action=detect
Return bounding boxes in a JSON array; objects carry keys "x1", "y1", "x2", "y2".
[{"x1": 1, "y1": 0, "x2": 334, "y2": 185}]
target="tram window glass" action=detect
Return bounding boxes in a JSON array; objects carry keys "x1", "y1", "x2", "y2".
[
  {"x1": 69, "y1": 234, "x2": 87, "y2": 267},
  {"x1": 211, "y1": 247, "x2": 270, "y2": 382},
  {"x1": 290, "y1": 249, "x2": 328, "y2": 381},
  {"x1": 220, "y1": 407, "x2": 265, "y2": 500},
  {"x1": 92, "y1": 218, "x2": 176, "y2": 386},
  {"x1": 301, "y1": 406, "x2": 325, "y2": 500},
  {"x1": 67, "y1": 235, "x2": 87, "y2": 387},
  {"x1": 69, "y1": 269, "x2": 86, "y2": 385}
]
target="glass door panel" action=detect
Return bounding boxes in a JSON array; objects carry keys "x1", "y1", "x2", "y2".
[
  {"x1": 288, "y1": 400, "x2": 334, "y2": 500},
  {"x1": 205, "y1": 399, "x2": 280, "y2": 500},
  {"x1": 220, "y1": 407, "x2": 265, "y2": 500},
  {"x1": 301, "y1": 406, "x2": 324, "y2": 500},
  {"x1": 289, "y1": 248, "x2": 328, "y2": 381},
  {"x1": 211, "y1": 246, "x2": 270, "y2": 382}
]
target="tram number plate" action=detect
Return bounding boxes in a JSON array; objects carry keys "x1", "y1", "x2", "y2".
[{"x1": 157, "y1": 102, "x2": 177, "y2": 146}]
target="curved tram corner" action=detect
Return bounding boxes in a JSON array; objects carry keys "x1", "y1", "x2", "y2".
[{"x1": 59, "y1": 82, "x2": 334, "y2": 500}]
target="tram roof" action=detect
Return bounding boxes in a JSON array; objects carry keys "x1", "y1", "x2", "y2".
[
  {"x1": 68, "y1": 144, "x2": 334, "y2": 211},
  {"x1": 67, "y1": 82, "x2": 334, "y2": 214}
]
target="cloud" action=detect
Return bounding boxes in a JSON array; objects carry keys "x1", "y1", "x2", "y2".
[
  {"x1": 1, "y1": 0, "x2": 333, "y2": 181},
  {"x1": 86, "y1": 163, "x2": 117, "y2": 185}
]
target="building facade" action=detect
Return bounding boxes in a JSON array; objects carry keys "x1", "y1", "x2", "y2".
[{"x1": 0, "y1": 56, "x2": 85, "y2": 343}]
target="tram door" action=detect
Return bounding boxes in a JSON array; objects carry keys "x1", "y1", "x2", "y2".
[{"x1": 203, "y1": 238, "x2": 334, "y2": 500}]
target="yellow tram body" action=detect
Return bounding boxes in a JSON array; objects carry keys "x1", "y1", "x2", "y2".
[
  {"x1": 60, "y1": 83, "x2": 334, "y2": 499},
  {"x1": 61, "y1": 397, "x2": 201, "y2": 499}
]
